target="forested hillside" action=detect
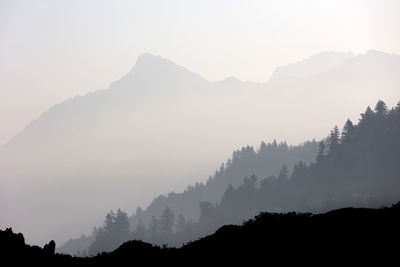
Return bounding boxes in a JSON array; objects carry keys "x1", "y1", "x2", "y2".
[
  {"x1": 79, "y1": 100, "x2": 400, "y2": 255},
  {"x1": 185, "y1": 100, "x2": 400, "y2": 239},
  {"x1": 80, "y1": 140, "x2": 318, "y2": 255},
  {"x1": 129, "y1": 139, "x2": 318, "y2": 227}
]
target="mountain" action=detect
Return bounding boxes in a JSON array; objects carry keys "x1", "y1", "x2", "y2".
[
  {"x1": 183, "y1": 100, "x2": 400, "y2": 240},
  {"x1": 66, "y1": 100, "x2": 400, "y2": 255},
  {"x1": 268, "y1": 51, "x2": 354, "y2": 81},
  {"x1": 3, "y1": 203, "x2": 400, "y2": 266},
  {"x1": 1, "y1": 50, "x2": 400, "y2": 247}
]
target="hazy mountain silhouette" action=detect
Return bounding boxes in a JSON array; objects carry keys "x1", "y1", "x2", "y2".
[
  {"x1": 268, "y1": 51, "x2": 354, "y2": 82},
  {"x1": 56, "y1": 139, "x2": 318, "y2": 254},
  {"x1": 1, "y1": 50, "x2": 399, "y2": 247},
  {"x1": 59, "y1": 100, "x2": 400, "y2": 255}
]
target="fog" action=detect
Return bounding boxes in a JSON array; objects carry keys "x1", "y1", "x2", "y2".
[
  {"x1": 1, "y1": 50, "x2": 399, "y2": 247},
  {"x1": 2, "y1": 0, "x2": 400, "y2": 145},
  {"x1": 1, "y1": 1, "x2": 400, "y2": 250}
]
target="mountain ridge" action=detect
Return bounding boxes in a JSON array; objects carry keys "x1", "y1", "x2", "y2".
[
  {"x1": 2, "y1": 49, "x2": 398, "y2": 149},
  {"x1": 1, "y1": 49, "x2": 400, "y2": 247}
]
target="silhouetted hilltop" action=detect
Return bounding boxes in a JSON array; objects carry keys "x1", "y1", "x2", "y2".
[
  {"x1": 0, "y1": 228, "x2": 74, "y2": 266},
  {"x1": 180, "y1": 203, "x2": 400, "y2": 265},
  {"x1": 2, "y1": 203, "x2": 400, "y2": 266}
]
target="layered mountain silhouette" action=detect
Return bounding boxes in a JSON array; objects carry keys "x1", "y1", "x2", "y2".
[
  {"x1": 59, "y1": 100, "x2": 400, "y2": 255},
  {"x1": 1, "y1": 50, "x2": 399, "y2": 247},
  {"x1": 58, "y1": 139, "x2": 318, "y2": 255}
]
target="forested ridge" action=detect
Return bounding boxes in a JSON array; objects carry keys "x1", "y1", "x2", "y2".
[
  {"x1": 61, "y1": 100, "x2": 400, "y2": 256},
  {"x1": 2, "y1": 100, "x2": 400, "y2": 265},
  {"x1": 128, "y1": 138, "x2": 318, "y2": 226},
  {"x1": 63, "y1": 138, "x2": 318, "y2": 255}
]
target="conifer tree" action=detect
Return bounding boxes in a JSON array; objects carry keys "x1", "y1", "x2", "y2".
[
  {"x1": 278, "y1": 164, "x2": 289, "y2": 180},
  {"x1": 341, "y1": 119, "x2": 355, "y2": 142},
  {"x1": 159, "y1": 207, "x2": 175, "y2": 239},
  {"x1": 328, "y1": 126, "x2": 340, "y2": 153},
  {"x1": 374, "y1": 100, "x2": 388, "y2": 116},
  {"x1": 316, "y1": 141, "x2": 326, "y2": 162}
]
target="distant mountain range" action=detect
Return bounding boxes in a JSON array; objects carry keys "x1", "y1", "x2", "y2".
[
  {"x1": 269, "y1": 51, "x2": 354, "y2": 81},
  {"x1": 1, "y1": 50, "x2": 399, "y2": 247}
]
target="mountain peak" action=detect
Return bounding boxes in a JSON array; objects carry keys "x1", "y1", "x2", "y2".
[
  {"x1": 109, "y1": 53, "x2": 210, "y2": 91},
  {"x1": 132, "y1": 53, "x2": 177, "y2": 72}
]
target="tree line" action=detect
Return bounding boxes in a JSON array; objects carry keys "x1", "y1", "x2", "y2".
[{"x1": 80, "y1": 100, "x2": 400, "y2": 255}]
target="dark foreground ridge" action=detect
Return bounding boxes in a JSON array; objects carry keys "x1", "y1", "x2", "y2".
[{"x1": 2, "y1": 203, "x2": 400, "y2": 266}]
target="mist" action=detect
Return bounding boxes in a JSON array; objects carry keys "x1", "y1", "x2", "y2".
[
  {"x1": 1, "y1": 1, "x2": 400, "y2": 261},
  {"x1": 1, "y1": 50, "x2": 399, "y2": 247}
]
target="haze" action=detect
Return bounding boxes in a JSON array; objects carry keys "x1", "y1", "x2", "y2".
[
  {"x1": 1, "y1": 0, "x2": 400, "y2": 249},
  {"x1": 1, "y1": 0, "x2": 400, "y2": 145}
]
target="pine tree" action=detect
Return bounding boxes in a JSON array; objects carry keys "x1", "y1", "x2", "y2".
[
  {"x1": 328, "y1": 126, "x2": 340, "y2": 154},
  {"x1": 159, "y1": 207, "x2": 175, "y2": 242},
  {"x1": 341, "y1": 119, "x2": 355, "y2": 142},
  {"x1": 316, "y1": 141, "x2": 326, "y2": 162},
  {"x1": 278, "y1": 164, "x2": 289, "y2": 180},
  {"x1": 259, "y1": 141, "x2": 267, "y2": 153},
  {"x1": 88, "y1": 209, "x2": 129, "y2": 255},
  {"x1": 114, "y1": 209, "x2": 130, "y2": 244},
  {"x1": 374, "y1": 100, "x2": 388, "y2": 116},
  {"x1": 104, "y1": 211, "x2": 115, "y2": 232},
  {"x1": 272, "y1": 139, "x2": 278, "y2": 147},
  {"x1": 361, "y1": 106, "x2": 374, "y2": 121}
]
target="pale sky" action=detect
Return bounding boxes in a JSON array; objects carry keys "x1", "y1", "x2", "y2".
[{"x1": 1, "y1": 0, "x2": 399, "y2": 145}]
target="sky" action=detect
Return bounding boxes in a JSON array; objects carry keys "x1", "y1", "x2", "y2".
[{"x1": 1, "y1": 0, "x2": 400, "y2": 145}]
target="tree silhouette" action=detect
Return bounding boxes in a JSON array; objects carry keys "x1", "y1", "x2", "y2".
[
  {"x1": 278, "y1": 165, "x2": 289, "y2": 180},
  {"x1": 328, "y1": 125, "x2": 340, "y2": 153},
  {"x1": 375, "y1": 100, "x2": 388, "y2": 116},
  {"x1": 159, "y1": 207, "x2": 175, "y2": 243},
  {"x1": 88, "y1": 209, "x2": 130, "y2": 255},
  {"x1": 361, "y1": 106, "x2": 374, "y2": 121},
  {"x1": 316, "y1": 141, "x2": 326, "y2": 162},
  {"x1": 341, "y1": 119, "x2": 354, "y2": 142}
]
